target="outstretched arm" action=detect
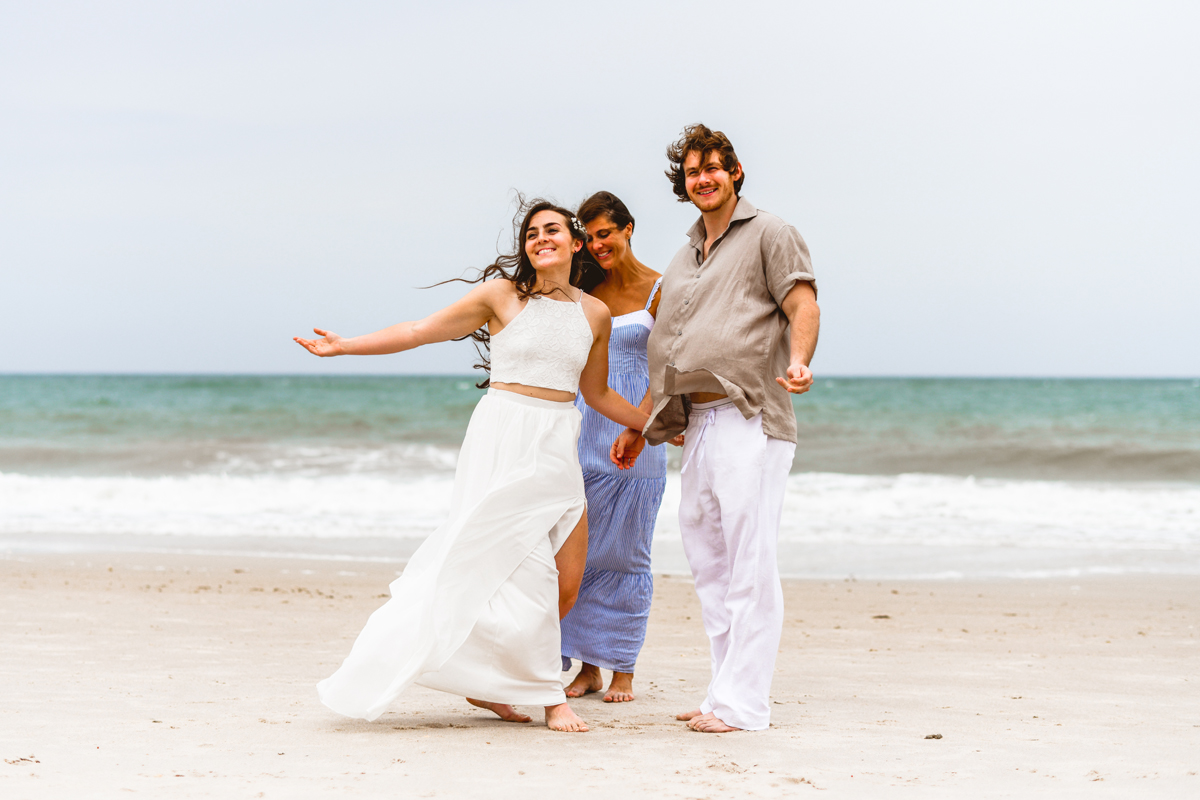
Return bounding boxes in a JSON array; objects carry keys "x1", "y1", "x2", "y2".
[
  {"x1": 577, "y1": 315, "x2": 649, "y2": 432},
  {"x1": 294, "y1": 282, "x2": 499, "y2": 357},
  {"x1": 776, "y1": 280, "x2": 820, "y2": 394}
]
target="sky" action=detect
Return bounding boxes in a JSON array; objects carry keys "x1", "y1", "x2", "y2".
[{"x1": 2, "y1": 0, "x2": 1197, "y2": 377}]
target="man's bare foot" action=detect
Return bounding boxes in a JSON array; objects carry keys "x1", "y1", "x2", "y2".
[
  {"x1": 688, "y1": 713, "x2": 742, "y2": 733},
  {"x1": 545, "y1": 702, "x2": 589, "y2": 732},
  {"x1": 676, "y1": 708, "x2": 704, "y2": 721},
  {"x1": 603, "y1": 671, "x2": 635, "y2": 703},
  {"x1": 466, "y1": 697, "x2": 531, "y2": 723},
  {"x1": 564, "y1": 663, "x2": 603, "y2": 698}
]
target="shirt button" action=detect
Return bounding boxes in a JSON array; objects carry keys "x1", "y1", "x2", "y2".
[{"x1": 684, "y1": 300, "x2": 689, "y2": 305}]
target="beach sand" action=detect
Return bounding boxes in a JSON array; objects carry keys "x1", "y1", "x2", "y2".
[{"x1": 2, "y1": 554, "x2": 1197, "y2": 798}]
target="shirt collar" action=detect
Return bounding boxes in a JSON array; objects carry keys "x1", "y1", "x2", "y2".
[{"x1": 686, "y1": 196, "x2": 759, "y2": 248}]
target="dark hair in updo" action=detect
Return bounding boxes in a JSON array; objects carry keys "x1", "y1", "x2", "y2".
[
  {"x1": 577, "y1": 190, "x2": 636, "y2": 233},
  {"x1": 576, "y1": 191, "x2": 639, "y2": 297}
]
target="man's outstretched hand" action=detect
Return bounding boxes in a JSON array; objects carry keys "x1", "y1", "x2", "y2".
[
  {"x1": 610, "y1": 428, "x2": 646, "y2": 470},
  {"x1": 776, "y1": 363, "x2": 813, "y2": 395}
]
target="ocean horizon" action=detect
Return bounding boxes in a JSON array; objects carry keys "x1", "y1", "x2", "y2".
[{"x1": 2, "y1": 374, "x2": 1198, "y2": 580}]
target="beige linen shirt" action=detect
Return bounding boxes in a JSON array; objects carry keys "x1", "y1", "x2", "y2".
[{"x1": 644, "y1": 197, "x2": 816, "y2": 445}]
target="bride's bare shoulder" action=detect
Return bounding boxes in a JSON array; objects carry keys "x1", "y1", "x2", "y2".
[
  {"x1": 468, "y1": 277, "x2": 522, "y2": 313},
  {"x1": 580, "y1": 292, "x2": 613, "y2": 327}
]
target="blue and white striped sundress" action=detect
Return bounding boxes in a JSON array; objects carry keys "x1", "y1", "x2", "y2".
[{"x1": 561, "y1": 277, "x2": 667, "y2": 674}]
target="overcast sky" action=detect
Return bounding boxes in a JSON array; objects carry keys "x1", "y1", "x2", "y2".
[{"x1": 2, "y1": 1, "x2": 1197, "y2": 377}]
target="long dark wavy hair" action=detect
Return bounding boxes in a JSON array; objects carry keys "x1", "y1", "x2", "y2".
[{"x1": 439, "y1": 195, "x2": 605, "y2": 387}]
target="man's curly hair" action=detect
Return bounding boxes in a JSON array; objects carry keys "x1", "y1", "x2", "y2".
[{"x1": 664, "y1": 123, "x2": 744, "y2": 203}]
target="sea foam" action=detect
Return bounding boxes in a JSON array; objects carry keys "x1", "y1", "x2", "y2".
[{"x1": 4, "y1": 471, "x2": 1197, "y2": 557}]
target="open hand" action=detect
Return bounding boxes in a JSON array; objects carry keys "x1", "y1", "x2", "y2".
[
  {"x1": 294, "y1": 328, "x2": 347, "y2": 357},
  {"x1": 610, "y1": 428, "x2": 646, "y2": 470},
  {"x1": 776, "y1": 363, "x2": 813, "y2": 395}
]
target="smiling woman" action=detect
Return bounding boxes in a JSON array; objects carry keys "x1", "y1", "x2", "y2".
[
  {"x1": 293, "y1": 196, "x2": 645, "y2": 733},
  {"x1": 559, "y1": 191, "x2": 673, "y2": 704},
  {"x1": 426, "y1": 197, "x2": 607, "y2": 391}
]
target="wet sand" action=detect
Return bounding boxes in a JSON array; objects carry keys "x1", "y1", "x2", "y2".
[{"x1": 2, "y1": 554, "x2": 1197, "y2": 798}]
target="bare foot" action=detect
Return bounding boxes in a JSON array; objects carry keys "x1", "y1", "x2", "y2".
[
  {"x1": 564, "y1": 663, "x2": 603, "y2": 698},
  {"x1": 676, "y1": 708, "x2": 704, "y2": 721},
  {"x1": 545, "y1": 702, "x2": 589, "y2": 732},
  {"x1": 689, "y1": 713, "x2": 742, "y2": 733},
  {"x1": 466, "y1": 697, "x2": 531, "y2": 723},
  {"x1": 603, "y1": 671, "x2": 635, "y2": 703}
]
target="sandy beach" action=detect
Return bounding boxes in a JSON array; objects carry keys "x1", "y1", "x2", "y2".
[{"x1": 2, "y1": 553, "x2": 1197, "y2": 798}]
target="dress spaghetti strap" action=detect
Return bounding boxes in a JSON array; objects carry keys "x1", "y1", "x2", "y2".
[{"x1": 644, "y1": 277, "x2": 664, "y2": 312}]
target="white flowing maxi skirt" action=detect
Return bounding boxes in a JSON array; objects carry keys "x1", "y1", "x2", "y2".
[{"x1": 318, "y1": 389, "x2": 585, "y2": 720}]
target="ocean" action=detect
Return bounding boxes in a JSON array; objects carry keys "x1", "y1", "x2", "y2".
[{"x1": 2, "y1": 375, "x2": 1198, "y2": 579}]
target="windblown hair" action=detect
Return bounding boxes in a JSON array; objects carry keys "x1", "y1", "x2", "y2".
[
  {"x1": 438, "y1": 195, "x2": 604, "y2": 387},
  {"x1": 664, "y1": 123, "x2": 744, "y2": 203}
]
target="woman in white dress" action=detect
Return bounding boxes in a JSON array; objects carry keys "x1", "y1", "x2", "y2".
[{"x1": 294, "y1": 200, "x2": 647, "y2": 732}]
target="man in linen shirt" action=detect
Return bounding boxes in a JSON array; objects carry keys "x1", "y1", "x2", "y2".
[{"x1": 613, "y1": 123, "x2": 820, "y2": 732}]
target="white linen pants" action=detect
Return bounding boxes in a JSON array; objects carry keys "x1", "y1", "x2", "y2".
[{"x1": 679, "y1": 402, "x2": 795, "y2": 731}]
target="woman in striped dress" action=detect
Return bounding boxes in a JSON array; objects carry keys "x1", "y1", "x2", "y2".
[{"x1": 561, "y1": 191, "x2": 677, "y2": 703}]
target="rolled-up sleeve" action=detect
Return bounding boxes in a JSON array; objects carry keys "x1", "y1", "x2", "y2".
[
  {"x1": 645, "y1": 199, "x2": 812, "y2": 445},
  {"x1": 764, "y1": 225, "x2": 816, "y2": 306}
]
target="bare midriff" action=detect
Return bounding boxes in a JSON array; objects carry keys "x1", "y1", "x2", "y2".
[
  {"x1": 491, "y1": 382, "x2": 577, "y2": 403},
  {"x1": 688, "y1": 391, "x2": 728, "y2": 404}
]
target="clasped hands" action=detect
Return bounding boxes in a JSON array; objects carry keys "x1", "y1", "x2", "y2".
[
  {"x1": 610, "y1": 429, "x2": 685, "y2": 470},
  {"x1": 611, "y1": 364, "x2": 813, "y2": 469},
  {"x1": 609, "y1": 428, "x2": 651, "y2": 471}
]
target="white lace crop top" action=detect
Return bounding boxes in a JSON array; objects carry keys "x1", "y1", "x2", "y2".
[{"x1": 489, "y1": 293, "x2": 594, "y2": 393}]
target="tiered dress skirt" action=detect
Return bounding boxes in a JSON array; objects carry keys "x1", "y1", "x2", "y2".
[{"x1": 560, "y1": 316, "x2": 667, "y2": 674}]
